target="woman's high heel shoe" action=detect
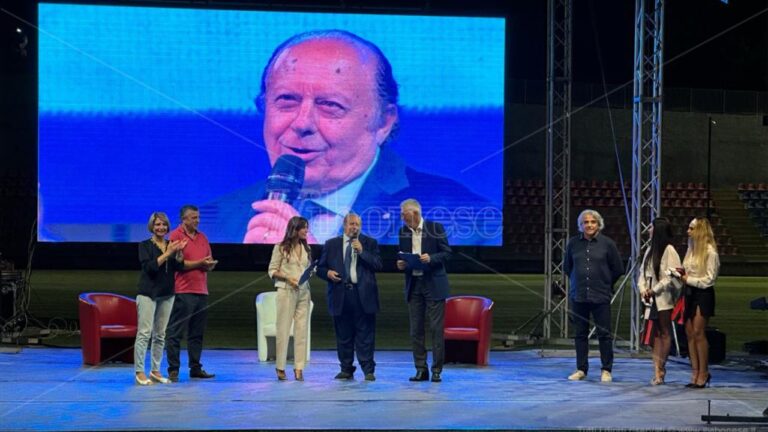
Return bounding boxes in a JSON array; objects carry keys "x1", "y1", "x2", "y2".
[
  {"x1": 692, "y1": 373, "x2": 711, "y2": 389},
  {"x1": 276, "y1": 369, "x2": 287, "y2": 381},
  {"x1": 135, "y1": 373, "x2": 152, "y2": 386},
  {"x1": 149, "y1": 371, "x2": 171, "y2": 384},
  {"x1": 294, "y1": 369, "x2": 304, "y2": 381},
  {"x1": 685, "y1": 370, "x2": 698, "y2": 387}
]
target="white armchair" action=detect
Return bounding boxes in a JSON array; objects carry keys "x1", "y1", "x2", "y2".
[{"x1": 255, "y1": 291, "x2": 313, "y2": 362}]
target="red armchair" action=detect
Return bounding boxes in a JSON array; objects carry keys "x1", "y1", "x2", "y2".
[
  {"x1": 78, "y1": 292, "x2": 138, "y2": 365},
  {"x1": 444, "y1": 295, "x2": 494, "y2": 366}
]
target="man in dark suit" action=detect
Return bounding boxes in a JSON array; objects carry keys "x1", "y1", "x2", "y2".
[
  {"x1": 317, "y1": 213, "x2": 383, "y2": 381},
  {"x1": 396, "y1": 198, "x2": 452, "y2": 383}
]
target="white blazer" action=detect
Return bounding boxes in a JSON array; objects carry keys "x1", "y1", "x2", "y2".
[
  {"x1": 268, "y1": 244, "x2": 310, "y2": 290},
  {"x1": 682, "y1": 244, "x2": 720, "y2": 289},
  {"x1": 638, "y1": 244, "x2": 682, "y2": 311}
]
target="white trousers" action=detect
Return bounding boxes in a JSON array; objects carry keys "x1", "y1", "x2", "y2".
[{"x1": 275, "y1": 287, "x2": 311, "y2": 371}]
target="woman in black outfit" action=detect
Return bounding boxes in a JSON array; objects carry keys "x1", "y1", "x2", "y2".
[{"x1": 134, "y1": 212, "x2": 187, "y2": 385}]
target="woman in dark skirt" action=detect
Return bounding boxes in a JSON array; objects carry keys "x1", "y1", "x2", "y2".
[{"x1": 681, "y1": 217, "x2": 720, "y2": 389}]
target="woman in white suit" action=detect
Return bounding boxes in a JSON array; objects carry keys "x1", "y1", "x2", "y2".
[
  {"x1": 267, "y1": 216, "x2": 312, "y2": 381},
  {"x1": 638, "y1": 217, "x2": 681, "y2": 385}
]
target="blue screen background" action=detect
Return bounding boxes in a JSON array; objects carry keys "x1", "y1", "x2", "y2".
[{"x1": 38, "y1": 4, "x2": 506, "y2": 245}]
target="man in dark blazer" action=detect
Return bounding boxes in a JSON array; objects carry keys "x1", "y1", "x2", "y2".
[
  {"x1": 396, "y1": 198, "x2": 452, "y2": 383},
  {"x1": 317, "y1": 213, "x2": 383, "y2": 381}
]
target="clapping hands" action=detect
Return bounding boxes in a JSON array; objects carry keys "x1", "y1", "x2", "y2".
[{"x1": 166, "y1": 239, "x2": 187, "y2": 262}]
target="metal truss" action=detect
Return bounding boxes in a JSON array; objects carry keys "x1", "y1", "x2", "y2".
[
  {"x1": 630, "y1": 0, "x2": 664, "y2": 351},
  {"x1": 543, "y1": 0, "x2": 572, "y2": 340}
]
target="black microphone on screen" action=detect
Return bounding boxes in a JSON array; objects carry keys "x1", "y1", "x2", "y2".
[{"x1": 264, "y1": 155, "x2": 305, "y2": 204}]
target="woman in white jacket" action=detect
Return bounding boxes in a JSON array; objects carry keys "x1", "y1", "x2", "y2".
[
  {"x1": 638, "y1": 217, "x2": 681, "y2": 385},
  {"x1": 268, "y1": 216, "x2": 313, "y2": 381}
]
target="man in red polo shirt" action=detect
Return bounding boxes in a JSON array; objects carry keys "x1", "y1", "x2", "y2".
[{"x1": 166, "y1": 204, "x2": 218, "y2": 382}]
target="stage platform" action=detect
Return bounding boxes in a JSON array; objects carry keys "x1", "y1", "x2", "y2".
[{"x1": 0, "y1": 347, "x2": 766, "y2": 431}]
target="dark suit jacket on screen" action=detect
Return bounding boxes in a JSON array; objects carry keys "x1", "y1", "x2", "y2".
[
  {"x1": 199, "y1": 147, "x2": 500, "y2": 245},
  {"x1": 317, "y1": 234, "x2": 383, "y2": 316}
]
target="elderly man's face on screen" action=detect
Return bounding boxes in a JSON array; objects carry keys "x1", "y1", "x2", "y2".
[{"x1": 262, "y1": 38, "x2": 397, "y2": 195}]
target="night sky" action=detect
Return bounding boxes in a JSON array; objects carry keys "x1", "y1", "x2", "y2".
[
  {"x1": 2, "y1": 0, "x2": 767, "y2": 90},
  {"x1": 507, "y1": 0, "x2": 768, "y2": 91}
]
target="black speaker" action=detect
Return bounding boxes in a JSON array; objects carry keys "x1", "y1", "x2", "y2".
[
  {"x1": 0, "y1": 271, "x2": 23, "y2": 323},
  {"x1": 669, "y1": 324, "x2": 726, "y2": 364},
  {"x1": 707, "y1": 327, "x2": 726, "y2": 364},
  {"x1": 743, "y1": 340, "x2": 768, "y2": 355}
]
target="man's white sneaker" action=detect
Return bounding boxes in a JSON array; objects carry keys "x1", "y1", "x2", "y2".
[
  {"x1": 568, "y1": 370, "x2": 586, "y2": 381},
  {"x1": 601, "y1": 370, "x2": 613, "y2": 382}
]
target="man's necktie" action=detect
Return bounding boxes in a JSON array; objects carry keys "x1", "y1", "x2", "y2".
[{"x1": 344, "y1": 239, "x2": 353, "y2": 283}]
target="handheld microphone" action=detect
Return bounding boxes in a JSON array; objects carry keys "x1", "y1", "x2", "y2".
[{"x1": 264, "y1": 155, "x2": 305, "y2": 204}]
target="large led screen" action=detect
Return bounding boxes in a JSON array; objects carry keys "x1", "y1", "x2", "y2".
[{"x1": 38, "y1": 3, "x2": 505, "y2": 245}]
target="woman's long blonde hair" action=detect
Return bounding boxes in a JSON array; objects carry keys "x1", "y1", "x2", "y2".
[{"x1": 688, "y1": 217, "x2": 717, "y2": 270}]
